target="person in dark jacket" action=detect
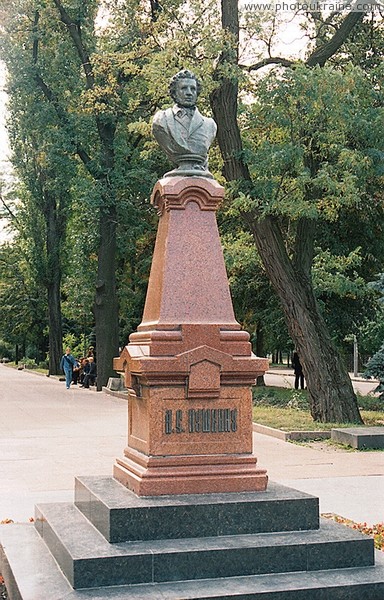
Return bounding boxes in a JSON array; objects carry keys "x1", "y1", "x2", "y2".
[
  {"x1": 60, "y1": 347, "x2": 76, "y2": 390},
  {"x1": 72, "y1": 358, "x2": 81, "y2": 385},
  {"x1": 292, "y1": 351, "x2": 305, "y2": 390},
  {"x1": 81, "y1": 356, "x2": 97, "y2": 388}
]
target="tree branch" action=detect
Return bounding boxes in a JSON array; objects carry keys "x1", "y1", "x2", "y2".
[
  {"x1": 51, "y1": 0, "x2": 95, "y2": 88},
  {"x1": 149, "y1": 0, "x2": 162, "y2": 21},
  {"x1": 0, "y1": 191, "x2": 19, "y2": 225},
  {"x1": 241, "y1": 57, "x2": 295, "y2": 71},
  {"x1": 32, "y1": 10, "x2": 39, "y2": 64},
  {"x1": 306, "y1": 11, "x2": 365, "y2": 66},
  {"x1": 30, "y1": 9, "x2": 99, "y2": 177}
]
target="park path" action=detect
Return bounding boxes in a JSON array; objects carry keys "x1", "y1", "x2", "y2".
[
  {"x1": 0, "y1": 364, "x2": 126, "y2": 521},
  {"x1": 0, "y1": 364, "x2": 383, "y2": 525}
]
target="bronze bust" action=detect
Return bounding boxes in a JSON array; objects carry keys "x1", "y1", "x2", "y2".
[{"x1": 152, "y1": 69, "x2": 217, "y2": 177}]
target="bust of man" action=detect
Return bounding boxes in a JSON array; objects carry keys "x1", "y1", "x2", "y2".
[{"x1": 152, "y1": 69, "x2": 217, "y2": 177}]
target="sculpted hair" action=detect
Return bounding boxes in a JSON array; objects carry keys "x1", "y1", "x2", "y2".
[{"x1": 169, "y1": 69, "x2": 202, "y2": 101}]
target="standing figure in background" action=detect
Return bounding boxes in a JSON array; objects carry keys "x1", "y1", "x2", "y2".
[
  {"x1": 292, "y1": 351, "x2": 305, "y2": 390},
  {"x1": 60, "y1": 347, "x2": 76, "y2": 390}
]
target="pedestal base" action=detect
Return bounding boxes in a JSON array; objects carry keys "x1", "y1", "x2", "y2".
[{"x1": 114, "y1": 447, "x2": 268, "y2": 496}]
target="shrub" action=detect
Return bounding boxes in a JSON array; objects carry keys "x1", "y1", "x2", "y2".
[
  {"x1": 356, "y1": 393, "x2": 384, "y2": 411},
  {"x1": 364, "y1": 345, "x2": 384, "y2": 403},
  {"x1": 253, "y1": 386, "x2": 310, "y2": 410},
  {"x1": 19, "y1": 357, "x2": 38, "y2": 369}
]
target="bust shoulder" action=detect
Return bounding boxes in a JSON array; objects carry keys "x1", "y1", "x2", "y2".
[{"x1": 152, "y1": 107, "x2": 173, "y2": 126}]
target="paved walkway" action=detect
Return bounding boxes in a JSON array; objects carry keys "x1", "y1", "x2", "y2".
[
  {"x1": 0, "y1": 364, "x2": 383, "y2": 526},
  {"x1": 265, "y1": 367, "x2": 379, "y2": 395}
]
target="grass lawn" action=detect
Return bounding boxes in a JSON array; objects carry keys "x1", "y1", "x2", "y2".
[
  {"x1": 253, "y1": 385, "x2": 384, "y2": 431},
  {"x1": 253, "y1": 405, "x2": 384, "y2": 431}
]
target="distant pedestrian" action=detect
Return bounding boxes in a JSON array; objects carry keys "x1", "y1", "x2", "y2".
[
  {"x1": 60, "y1": 347, "x2": 76, "y2": 390},
  {"x1": 292, "y1": 351, "x2": 305, "y2": 390}
]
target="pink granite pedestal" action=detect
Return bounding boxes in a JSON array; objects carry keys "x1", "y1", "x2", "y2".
[{"x1": 114, "y1": 176, "x2": 268, "y2": 496}]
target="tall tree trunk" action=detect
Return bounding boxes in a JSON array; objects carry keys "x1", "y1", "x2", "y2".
[
  {"x1": 93, "y1": 117, "x2": 120, "y2": 390},
  {"x1": 45, "y1": 193, "x2": 63, "y2": 375},
  {"x1": 47, "y1": 280, "x2": 63, "y2": 374},
  {"x1": 248, "y1": 218, "x2": 361, "y2": 422},
  {"x1": 255, "y1": 322, "x2": 266, "y2": 386},
  {"x1": 210, "y1": 0, "x2": 363, "y2": 423},
  {"x1": 94, "y1": 202, "x2": 119, "y2": 390}
]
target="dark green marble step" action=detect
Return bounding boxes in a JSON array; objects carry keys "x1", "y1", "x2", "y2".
[
  {"x1": 1, "y1": 524, "x2": 384, "y2": 600},
  {"x1": 35, "y1": 502, "x2": 373, "y2": 589},
  {"x1": 74, "y1": 477, "x2": 320, "y2": 542}
]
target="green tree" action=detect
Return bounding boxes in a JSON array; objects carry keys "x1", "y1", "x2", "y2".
[
  {"x1": 134, "y1": 0, "x2": 381, "y2": 422},
  {"x1": 0, "y1": 235, "x2": 47, "y2": 363},
  {"x1": 208, "y1": 1, "x2": 384, "y2": 423},
  {"x1": 130, "y1": 1, "x2": 384, "y2": 421},
  {"x1": 0, "y1": 0, "x2": 160, "y2": 387},
  {"x1": 0, "y1": 1, "x2": 87, "y2": 372}
]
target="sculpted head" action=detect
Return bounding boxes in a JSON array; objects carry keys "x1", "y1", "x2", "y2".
[{"x1": 169, "y1": 69, "x2": 201, "y2": 108}]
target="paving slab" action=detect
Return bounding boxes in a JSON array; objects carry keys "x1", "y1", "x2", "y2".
[
  {"x1": 0, "y1": 364, "x2": 126, "y2": 522},
  {"x1": 332, "y1": 426, "x2": 384, "y2": 449}
]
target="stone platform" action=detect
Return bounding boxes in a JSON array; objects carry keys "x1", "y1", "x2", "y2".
[
  {"x1": 332, "y1": 426, "x2": 384, "y2": 449},
  {"x1": 1, "y1": 477, "x2": 384, "y2": 599},
  {"x1": 74, "y1": 477, "x2": 318, "y2": 543}
]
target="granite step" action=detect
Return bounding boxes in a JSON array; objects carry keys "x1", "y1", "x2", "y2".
[
  {"x1": 35, "y1": 501, "x2": 374, "y2": 589},
  {"x1": 332, "y1": 426, "x2": 384, "y2": 449},
  {"x1": 1, "y1": 524, "x2": 384, "y2": 600},
  {"x1": 74, "y1": 477, "x2": 320, "y2": 542}
]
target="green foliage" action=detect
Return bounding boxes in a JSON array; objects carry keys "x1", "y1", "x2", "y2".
[
  {"x1": 0, "y1": 338, "x2": 14, "y2": 361},
  {"x1": 330, "y1": 16, "x2": 384, "y2": 74},
  {"x1": 19, "y1": 356, "x2": 37, "y2": 368},
  {"x1": 358, "y1": 314, "x2": 384, "y2": 358},
  {"x1": 235, "y1": 64, "x2": 384, "y2": 223},
  {"x1": 0, "y1": 0, "x2": 165, "y2": 366},
  {"x1": 313, "y1": 248, "x2": 367, "y2": 298},
  {"x1": 62, "y1": 333, "x2": 89, "y2": 359},
  {"x1": 0, "y1": 240, "x2": 47, "y2": 358},
  {"x1": 312, "y1": 246, "x2": 381, "y2": 350},
  {"x1": 356, "y1": 393, "x2": 384, "y2": 412},
  {"x1": 221, "y1": 227, "x2": 290, "y2": 354}
]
